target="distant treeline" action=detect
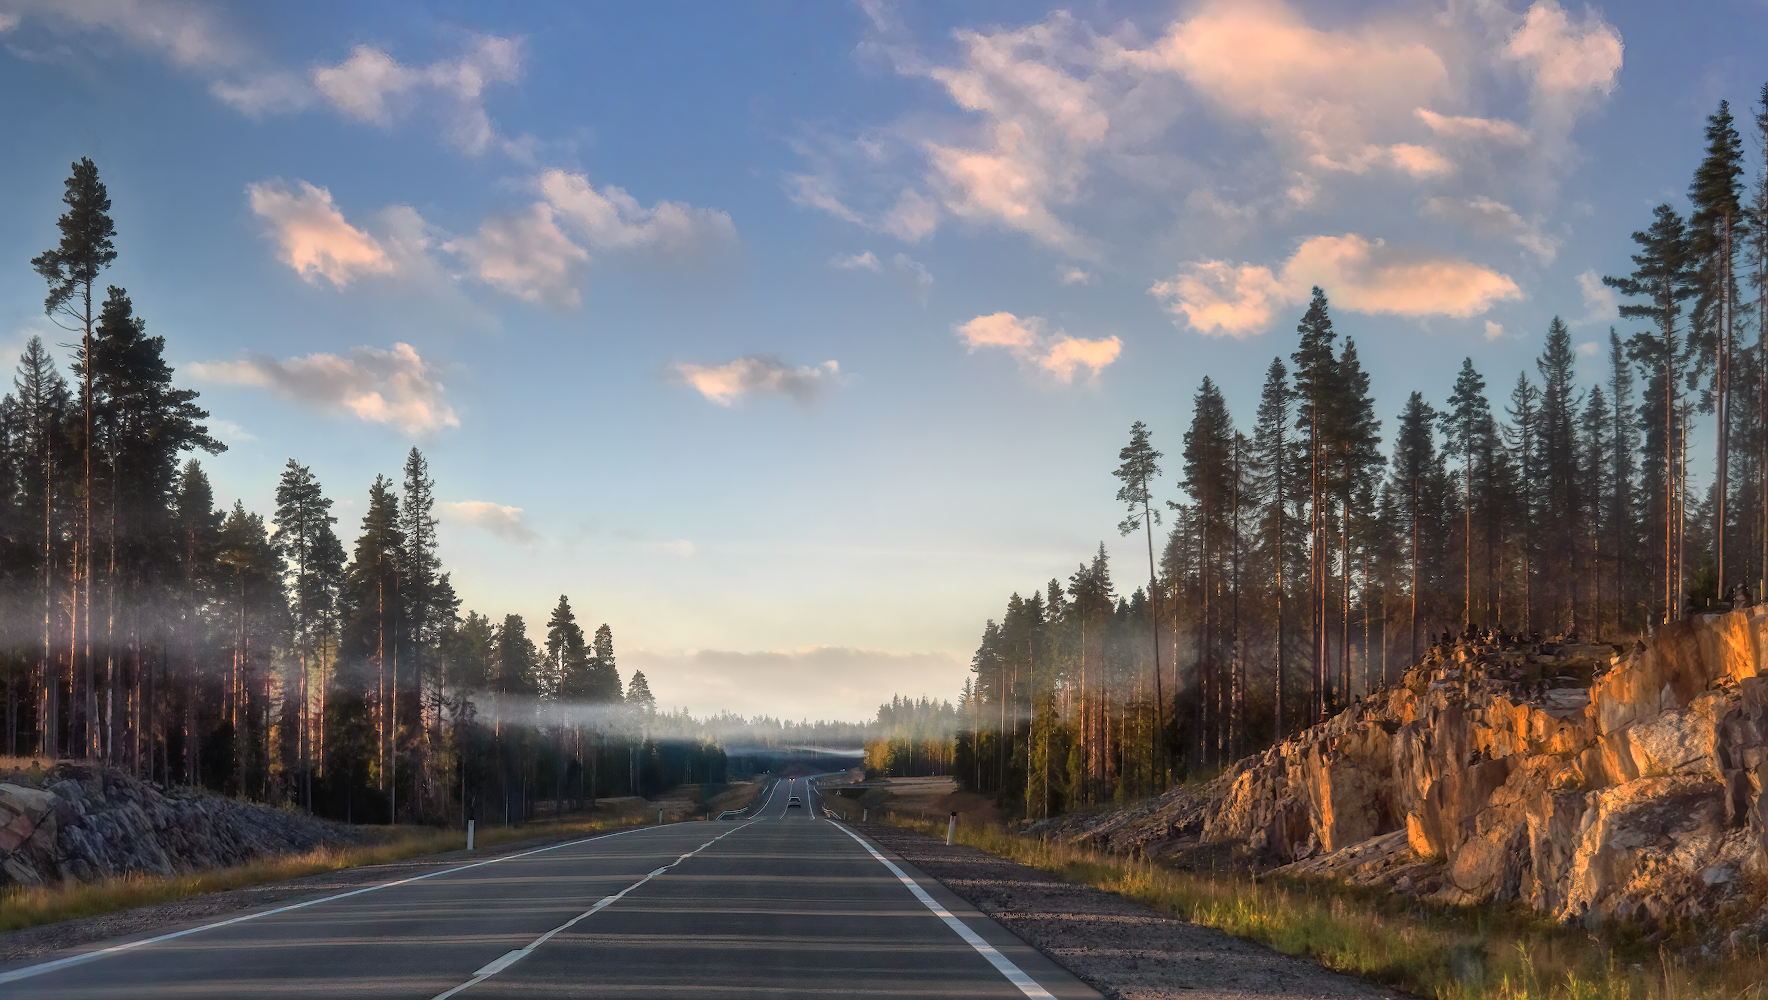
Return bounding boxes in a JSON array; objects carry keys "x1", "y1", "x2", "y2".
[{"x1": 947, "y1": 92, "x2": 1768, "y2": 817}]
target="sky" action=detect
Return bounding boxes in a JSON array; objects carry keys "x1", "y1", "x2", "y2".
[{"x1": 0, "y1": 0, "x2": 1757, "y2": 722}]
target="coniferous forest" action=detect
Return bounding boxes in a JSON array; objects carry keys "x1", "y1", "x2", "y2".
[
  {"x1": 950, "y1": 92, "x2": 1768, "y2": 816},
  {"x1": 0, "y1": 158, "x2": 728, "y2": 826}
]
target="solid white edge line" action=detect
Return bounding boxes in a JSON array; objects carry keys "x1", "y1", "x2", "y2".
[
  {"x1": 0, "y1": 821, "x2": 671, "y2": 986},
  {"x1": 832, "y1": 823, "x2": 1056, "y2": 1000},
  {"x1": 427, "y1": 821, "x2": 749, "y2": 1000}
]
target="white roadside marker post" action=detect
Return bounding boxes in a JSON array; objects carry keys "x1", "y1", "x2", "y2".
[
  {"x1": 658, "y1": 809, "x2": 664, "y2": 825},
  {"x1": 946, "y1": 811, "x2": 957, "y2": 846},
  {"x1": 862, "y1": 808, "x2": 868, "y2": 822},
  {"x1": 467, "y1": 820, "x2": 476, "y2": 851}
]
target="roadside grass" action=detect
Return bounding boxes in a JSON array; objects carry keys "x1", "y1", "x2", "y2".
[
  {"x1": 0, "y1": 812, "x2": 650, "y2": 934},
  {"x1": 882, "y1": 816, "x2": 1768, "y2": 1000}
]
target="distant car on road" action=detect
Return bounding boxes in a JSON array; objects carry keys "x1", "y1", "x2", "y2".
[{"x1": 788, "y1": 796, "x2": 802, "y2": 808}]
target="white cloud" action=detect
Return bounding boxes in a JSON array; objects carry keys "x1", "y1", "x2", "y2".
[
  {"x1": 956, "y1": 312, "x2": 1119, "y2": 383},
  {"x1": 206, "y1": 417, "x2": 255, "y2": 443},
  {"x1": 1057, "y1": 266, "x2": 1095, "y2": 285},
  {"x1": 309, "y1": 35, "x2": 521, "y2": 154},
  {"x1": 1577, "y1": 340, "x2": 1599, "y2": 357},
  {"x1": 443, "y1": 203, "x2": 588, "y2": 306},
  {"x1": 798, "y1": 0, "x2": 1623, "y2": 278},
  {"x1": 1421, "y1": 195, "x2": 1558, "y2": 262},
  {"x1": 1485, "y1": 320, "x2": 1505, "y2": 341},
  {"x1": 890, "y1": 253, "x2": 934, "y2": 305},
  {"x1": 538, "y1": 169, "x2": 736, "y2": 255},
  {"x1": 671, "y1": 356, "x2": 843, "y2": 406},
  {"x1": 246, "y1": 180, "x2": 393, "y2": 288},
  {"x1": 831, "y1": 251, "x2": 883, "y2": 272},
  {"x1": 1415, "y1": 109, "x2": 1531, "y2": 146},
  {"x1": 1506, "y1": 0, "x2": 1623, "y2": 111},
  {"x1": 439, "y1": 501, "x2": 537, "y2": 544},
  {"x1": 1152, "y1": 234, "x2": 1521, "y2": 336},
  {"x1": 189, "y1": 342, "x2": 459, "y2": 435},
  {"x1": 1573, "y1": 268, "x2": 1618, "y2": 326},
  {"x1": 830, "y1": 251, "x2": 932, "y2": 304},
  {"x1": 0, "y1": 0, "x2": 243, "y2": 69}
]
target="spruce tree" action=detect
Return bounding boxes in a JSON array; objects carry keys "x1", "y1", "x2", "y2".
[
  {"x1": 1390, "y1": 392, "x2": 1443, "y2": 660},
  {"x1": 1534, "y1": 318, "x2": 1582, "y2": 629},
  {"x1": 274, "y1": 460, "x2": 335, "y2": 808},
  {"x1": 1442, "y1": 359, "x2": 1491, "y2": 626},
  {"x1": 1183, "y1": 379, "x2": 1235, "y2": 761}
]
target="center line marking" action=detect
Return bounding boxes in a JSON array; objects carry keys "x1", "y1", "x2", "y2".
[
  {"x1": 831, "y1": 823, "x2": 1056, "y2": 999},
  {"x1": 429, "y1": 822, "x2": 749, "y2": 999}
]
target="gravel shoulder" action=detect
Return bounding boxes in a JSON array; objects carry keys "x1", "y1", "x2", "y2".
[
  {"x1": 0, "y1": 824, "x2": 625, "y2": 967},
  {"x1": 858, "y1": 822, "x2": 1412, "y2": 1000}
]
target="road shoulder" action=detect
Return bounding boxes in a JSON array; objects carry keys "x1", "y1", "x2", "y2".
[{"x1": 854, "y1": 823, "x2": 1413, "y2": 1000}]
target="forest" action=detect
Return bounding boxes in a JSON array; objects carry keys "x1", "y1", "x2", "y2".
[
  {"x1": 0, "y1": 158, "x2": 732, "y2": 826},
  {"x1": 940, "y1": 93, "x2": 1768, "y2": 817}
]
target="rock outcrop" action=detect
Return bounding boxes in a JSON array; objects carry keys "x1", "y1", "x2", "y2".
[
  {"x1": 0, "y1": 762, "x2": 377, "y2": 887},
  {"x1": 1032, "y1": 610, "x2": 1768, "y2": 944}
]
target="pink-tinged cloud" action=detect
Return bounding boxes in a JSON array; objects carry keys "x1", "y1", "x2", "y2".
[
  {"x1": 190, "y1": 342, "x2": 459, "y2": 435},
  {"x1": 247, "y1": 180, "x2": 392, "y2": 288},
  {"x1": 957, "y1": 312, "x2": 1040, "y2": 350},
  {"x1": 539, "y1": 169, "x2": 736, "y2": 255},
  {"x1": 1152, "y1": 235, "x2": 1520, "y2": 336},
  {"x1": 443, "y1": 203, "x2": 588, "y2": 306},
  {"x1": 671, "y1": 356, "x2": 842, "y2": 406},
  {"x1": 1285, "y1": 234, "x2": 1520, "y2": 318},
  {"x1": 1415, "y1": 109, "x2": 1531, "y2": 146},
  {"x1": 1506, "y1": 1, "x2": 1623, "y2": 106},
  {"x1": 956, "y1": 311, "x2": 1118, "y2": 383},
  {"x1": 439, "y1": 501, "x2": 537, "y2": 544},
  {"x1": 1038, "y1": 336, "x2": 1122, "y2": 381},
  {"x1": 311, "y1": 35, "x2": 521, "y2": 154}
]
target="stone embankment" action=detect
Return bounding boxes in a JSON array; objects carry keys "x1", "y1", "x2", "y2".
[
  {"x1": 0, "y1": 762, "x2": 376, "y2": 887},
  {"x1": 1032, "y1": 610, "x2": 1768, "y2": 947}
]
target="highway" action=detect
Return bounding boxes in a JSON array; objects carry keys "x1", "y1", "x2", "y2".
[{"x1": 0, "y1": 776, "x2": 1099, "y2": 998}]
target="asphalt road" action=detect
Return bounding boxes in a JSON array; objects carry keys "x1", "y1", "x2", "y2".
[{"x1": 0, "y1": 776, "x2": 1099, "y2": 998}]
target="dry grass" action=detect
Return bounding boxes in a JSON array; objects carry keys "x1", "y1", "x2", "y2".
[
  {"x1": 886, "y1": 816, "x2": 1768, "y2": 1000},
  {"x1": 0, "y1": 812, "x2": 651, "y2": 934}
]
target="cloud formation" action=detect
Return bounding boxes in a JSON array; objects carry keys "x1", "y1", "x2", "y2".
[
  {"x1": 830, "y1": 250, "x2": 933, "y2": 304},
  {"x1": 539, "y1": 169, "x2": 736, "y2": 255},
  {"x1": 955, "y1": 312, "x2": 1120, "y2": 382},
  {"x1": 190, "y1": 342, "x2": 459, "y2": 435},
  {"x1": 671, "y1": 356, "x2": 843, "y2": 406},
  {"x1": 443, "y1": 203, "x2": 588, "y2": 307},
  {"x1": 246, "y1": 180, "x2": 394, "y2": 288},
  {"x1": 308, "y1": 36, "x2": 520, "y2": 153},
  {"x1": 439, "y1": 501, "x2": 537, "y2": 544},
  {"x1": 1151, "y1": 235, "x2": 1521, "y2": 337}
]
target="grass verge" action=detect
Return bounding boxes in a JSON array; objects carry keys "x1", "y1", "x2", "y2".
[
  {"x1": 0, "y1": 813, "x2": 648, "y2": 934},
  {"x1": 884, "y1": 816, "x2": 1768, "y2": 1000}
]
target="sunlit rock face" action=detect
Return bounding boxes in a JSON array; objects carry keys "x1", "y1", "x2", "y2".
[{"x1": 1030, "y1": 609, "x2": 1768, "y2": 943}]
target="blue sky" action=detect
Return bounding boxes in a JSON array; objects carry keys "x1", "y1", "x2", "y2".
[{"x1": 0, "y1": 0, "x2": 1756, "y2": 720}]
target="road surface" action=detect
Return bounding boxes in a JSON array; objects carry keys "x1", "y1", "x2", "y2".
[{"x1": 0, "y1": 776, "x2": 1099, "y2": 998}]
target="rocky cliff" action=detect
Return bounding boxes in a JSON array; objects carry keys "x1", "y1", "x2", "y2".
[
  {"x1": 1033, "y1": 610, "x2": 1768, "y2": 945},
  {"x1": 0, "y1": 762, "x2": 377, "y2": 887}
]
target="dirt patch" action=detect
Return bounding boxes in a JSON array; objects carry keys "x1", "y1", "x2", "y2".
[{"x1": 858, "y1": 823, "x2": 1410, "y2": 1000}]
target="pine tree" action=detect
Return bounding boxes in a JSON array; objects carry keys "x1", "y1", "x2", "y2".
[
  {"x1": 1331, "y1": 338, "x2": 1383, "y2": 700},
  {"x1": 1608, "y1": 204, "x2": 1698, "y2": 621},
  {"x1": 1607, "y1": 331, "x2": 1640, "y2": 630},
  {"x1": 11, "y1": 338, "x2": 69, "y2": 758},
  {"x1": 1689, "y1": 100, "x2": 1750, "y2": 596},
  {"x1": 1290, "y1": 288, "x2": 1337, "y2": 720},
  {"x1": 32, "y1": 158, "x2": 117, "y2": 759},
  {"x1": 1390, "y1": 392, "x2": 1443, "y2": 661},
  {"x1": 625, "y1": 670, "x2": 655, "y2": 711},
  {"x1": 1112, "y1": 420, "x2": 1165, "y2": 776},
  {"x1": 273, "y1": 460, "x2": 335, "y2": 807},
  {"x1": 339, "y1": 475, "x2": 404, "y2": 815},
  {"x1": 1183, "y1": 378, "x2": 1235, "y2": 761},
  {"x1": 1248, "y1": 358, "x2": 1292, "y2": 738}
]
